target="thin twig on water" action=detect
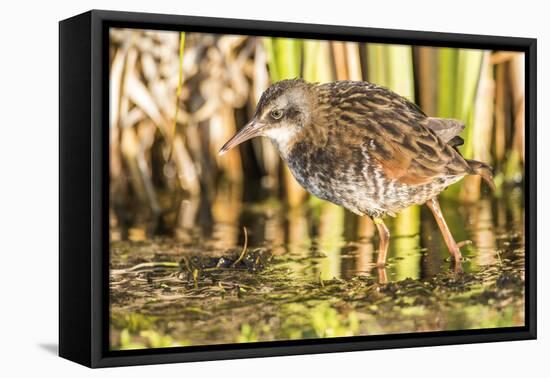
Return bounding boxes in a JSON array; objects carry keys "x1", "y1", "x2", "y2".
[
  {"x1": 111, "y1": 261, "x2": 179, "y2": 275},
  {"x1": 232, "y1": 227, "x2": 249, "y2": 268}
]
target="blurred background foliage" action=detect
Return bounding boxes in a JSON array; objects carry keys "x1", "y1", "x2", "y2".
[{"x1": 109, "y1": 28, "x2": 525, "y2": 244}]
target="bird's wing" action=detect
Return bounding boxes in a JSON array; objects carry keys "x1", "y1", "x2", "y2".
[
  {"x1": 327, "y1": 83, "x2": 471, "y2": 185},
  {"x1": 365, "y1": 112, "x2": 471, "y2": 185},
  {"x1": 425, "y1": 117, "x2": 465, "y2": 143}
]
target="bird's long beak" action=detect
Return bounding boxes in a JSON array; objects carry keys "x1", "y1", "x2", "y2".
[{"x1": 219, "y1": 120, "x2": 263, "y2": 155}]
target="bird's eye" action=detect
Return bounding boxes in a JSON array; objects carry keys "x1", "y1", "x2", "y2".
[{"x1": 271, "y1": 109, "x2": 283, "y2": 120}]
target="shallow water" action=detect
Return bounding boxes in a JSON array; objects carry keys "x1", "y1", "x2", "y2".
[{"x1": 109, "y1": 186, "x2": 525, "y2": 350}]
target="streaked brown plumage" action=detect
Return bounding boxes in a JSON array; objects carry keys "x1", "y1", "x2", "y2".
[{"x1": 220, "y1": 79, "x2": 494, "y2": 268}]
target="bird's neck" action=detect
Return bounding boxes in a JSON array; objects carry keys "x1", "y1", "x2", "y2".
[
  {"x1": 265, "y1": 128, "x2": 301, "y2": 160},
  {"x1": 267, "y1": 122, "x2": 329, "y2": 163}
]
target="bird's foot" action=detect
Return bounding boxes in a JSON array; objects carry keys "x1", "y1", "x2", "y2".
[
  {"x1": 451, "y1": 260, "x2": 464, "y2": 275},
  {"x1": 377, "y1": 267, "x2": 388, "y2": 284},
  {"x1": 456, "y1": 239, "x2": 473, "y2": 248},
  {"x1": 449, "y1": 246, "x2": 464, "y2": 275}
]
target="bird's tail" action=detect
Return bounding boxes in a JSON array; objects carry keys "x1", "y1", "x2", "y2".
[{"x1": 466, "y1": 159, "x2": 495, "y2": 191}]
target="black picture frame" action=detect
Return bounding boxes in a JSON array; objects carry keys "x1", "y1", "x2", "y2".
[{"x1": 59, "y1": 9, "x2": 537, "y2": 368}]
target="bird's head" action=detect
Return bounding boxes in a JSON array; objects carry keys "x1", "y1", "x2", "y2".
[{"x1": 219, "y1": 79, "x2": 315, "y2": 156}]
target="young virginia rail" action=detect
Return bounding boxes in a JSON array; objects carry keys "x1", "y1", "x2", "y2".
[{"x1": 220, "y1": 79, "x2": 494, "y2": 267}]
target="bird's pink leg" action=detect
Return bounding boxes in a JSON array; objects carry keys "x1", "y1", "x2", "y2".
[
  {"x1": 426, "y1": 197, "x2": 462, "y2": 262},
  {"x1": 373, "y1": 218, "x2": 390, "y2": 267}
]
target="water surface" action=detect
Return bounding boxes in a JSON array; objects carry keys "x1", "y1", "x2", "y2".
[{"x1": 110, "y1": 186, "x2": 525, "y2": 349}]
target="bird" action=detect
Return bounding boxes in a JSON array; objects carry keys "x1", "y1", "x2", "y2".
[{"x1": 219, "y1": 79, "x2": 494, "y2": 268}]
